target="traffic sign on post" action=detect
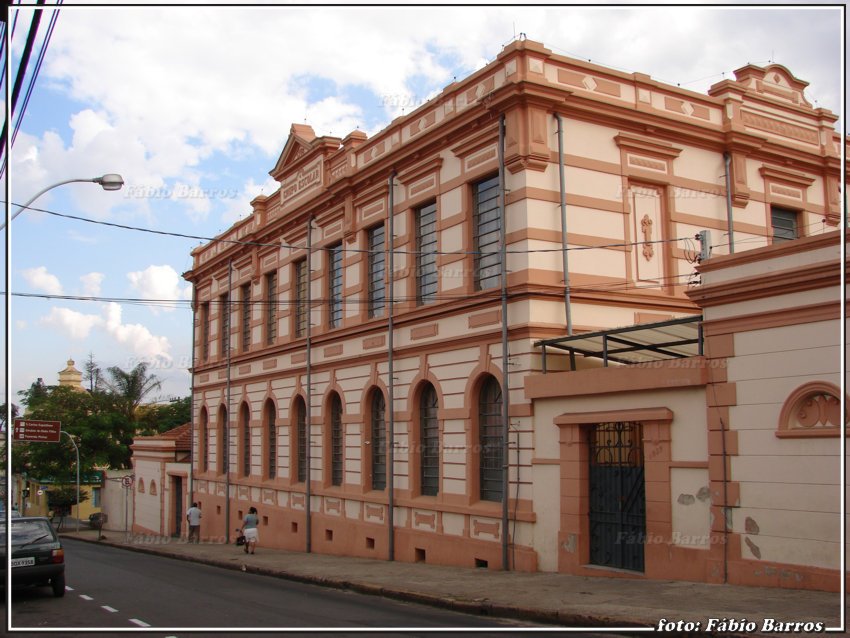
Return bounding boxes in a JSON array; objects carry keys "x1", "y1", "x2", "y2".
[{"x1": 13, "y1": 419, "x2": 62, "y2": 443}]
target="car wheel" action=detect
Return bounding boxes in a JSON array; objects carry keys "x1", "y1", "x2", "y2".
[{"x1": 51, "y1": 574, "x2": 66, "y2": 598}]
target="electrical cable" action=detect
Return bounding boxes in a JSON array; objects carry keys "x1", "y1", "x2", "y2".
[
  {"x1": 8, "y1": 200, "x2": 694, "y2": 259},
  {"x1": 10, "y1": 1, "x2": 61, "y2": 150},
  {"x1": 0, "y1": 0, "x2": 44, "y2": 170}
]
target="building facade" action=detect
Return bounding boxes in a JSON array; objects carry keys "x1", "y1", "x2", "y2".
[
  {"x1": 131, "y1": 423, "x2": 191, "y2": 538},
  {"x1": 528, "y1": 230, "x2": 845, "y2": 591},
  {"x1": 183, "y1": 40, "x2": 844, "y2": 583}
]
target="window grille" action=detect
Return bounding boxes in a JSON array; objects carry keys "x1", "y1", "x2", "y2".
[
  {"x1": 294, "y1": 259, "x2": 308, "y2": 337},
  {"x1": 330, "y1": 394, "x2": 344, "y2": 486},
  {"x1": 420, "y1": 384, "x2": 439, "y2": 496},
  {"x1": 266, "y1": 271, "x2": 277, "y2": 344},
  {"x1": 200, "y1": 409, "x2": 208, "y2": 473},
  {"x1": 266, "y1": 401, "x2": 276, "y2": 479},
  {"x1": 219, "y1": 293, "x2": 230, "y2": 357},
  {"x1": 416, "y1": 202, "x2": 438, "y2": 304},
  {"x1": 218, "y1": 406, "x2": 228, "y2": 475},
  {"x1": 771, "y1": 206, "x2": 799, "y2": 242},
  {"x1": 328, "y1": 243, "x2": 343, "y2": 328},
  {"x1": 473, "y1": 175, "x2": 501, "y2": 290},
  {"x1": 241, "y1": 284, "x2": 251, "y2": 352},
  {"x1": 296, "y1": 398, "x2": 307, "y2": 483},
  {"x1": 241, "y1": 404, "x2": 250, "y2": 477},
  {"x1": 478, "y1": 376, "x2": 503, "y2": 502},
  {"x1": 370, "y1": 391, "x2": 386, "y2": 491},
  {"x1": 368, "y1": 225, "x2": 385, "y2": 318},
  {"x1": 201, "y1": 303, "x2": 210, "y2": 361}
]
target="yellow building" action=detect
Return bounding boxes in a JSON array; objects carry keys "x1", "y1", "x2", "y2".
[{"x1": 16, "y1": 473, "x2": 103, "y2": 523}]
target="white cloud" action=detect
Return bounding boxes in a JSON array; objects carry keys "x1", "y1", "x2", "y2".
[
  {"x1": 10, "y1": 6, "x2": 837, "y2": 231},
  {"x1": 39, "y1": 302, "x2": 172, "y2": 364},
  {"x1": 21, "y1": 266, "x2": 63, "y2": 295},
  {"x1": 41, "y1": 306, "x2": 100, "y2": 340},
  {"x1": 80, "y1": 272, "x2": 105, "y2": 296},
  {"x1": 102, "y1": 302, "x2": 172, "y2": 364},
  {"x1": 15, "y1": 320, "x2": 27, "y2": 330},
  {"x1": 67, "y1": 229, "x2": 98, "y2": 244},
  {"x1": 221, "y1": 176, "x2": 279, "y2": 225},
  {"x1": 127, "y1": 264, "x2": 191, "y2": 312}
]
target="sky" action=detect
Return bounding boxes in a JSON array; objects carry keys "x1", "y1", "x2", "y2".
[{"x1": 3, "y1": 2, "x2": 844, "y2": 409}]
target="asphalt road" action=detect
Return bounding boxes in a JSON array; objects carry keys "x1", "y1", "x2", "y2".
[{"x1": 6, "y1": 537, "x2": 567, "y2": 636}]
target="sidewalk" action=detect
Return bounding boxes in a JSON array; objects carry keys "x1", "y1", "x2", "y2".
[{"x1": 60, "y1": 528, "x2": 843, "y2": 634}]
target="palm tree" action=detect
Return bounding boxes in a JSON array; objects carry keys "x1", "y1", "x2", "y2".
[{"x1": 103, "y1": 362, "x2": 162, "y2": 425}]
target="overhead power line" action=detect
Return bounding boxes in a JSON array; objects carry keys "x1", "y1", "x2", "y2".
[
  {"x1": 6, "y1": 270, "x2": 696, "y2": 309},
  {"x1": 10, "y1": 201, "x2": 694, "y2": 258}
]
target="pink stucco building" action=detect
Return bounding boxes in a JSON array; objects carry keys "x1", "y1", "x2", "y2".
[{"x1": 178, "y1": 39, "x2": 845, "y2": 589}]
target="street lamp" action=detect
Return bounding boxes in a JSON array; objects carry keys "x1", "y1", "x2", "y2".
[
  {"x1": 1, "y1": 173, "x2": 125, "y2": 231},
  {"x1": 60, "y1": 431, "x2": 80, "y2": 533}
]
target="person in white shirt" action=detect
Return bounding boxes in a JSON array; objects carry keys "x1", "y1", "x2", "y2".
[{"x1": 186, "y1": 502, "x2": 202, "y2": 543}]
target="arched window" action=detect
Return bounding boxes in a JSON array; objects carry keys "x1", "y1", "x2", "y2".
[
  {"x1": 217, "y1": 405, "x2": 229, "y2": 475},
  {"x1": 478, "y1": 376, "x2": 503, "y2": 502},
  {"x1": 329, "y1": 393, "x2": 344, "y2": 486},
  {"x1": 199, "y1": 407, "x2": 208, "y2": 473},
  {"x1": 138, "y1": 479, "x2": 145, "y2": 493},
  {"x1": 777, "y1": 381, "x2": 845, "y2": 438},
  {"x1": 419, "y1": 383, "x2": 439, "y2": 496},
  {"x1": 370, "y1": 390, "x2": 386, "y2": 491},
  {"x1": 240, "y1": 403, "x2": 251, "y2": 477},
  {"x1": 294, "y1": 396, "x2": 307, "y2": 483},
  {"x1": 149, "y1": 480, "x2": 157, "y2": 496},
  {"x1": 265, "y1": 399, "x2": 277, "y2": 479}
]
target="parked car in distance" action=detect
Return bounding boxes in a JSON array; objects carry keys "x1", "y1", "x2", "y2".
[{"x1": 0, "y1": 516, "x2": 66, "y2": 597}]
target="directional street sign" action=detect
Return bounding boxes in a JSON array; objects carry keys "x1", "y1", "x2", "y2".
[{"x1": 13, "y1": 419, "x2": 62, "y2": 443}]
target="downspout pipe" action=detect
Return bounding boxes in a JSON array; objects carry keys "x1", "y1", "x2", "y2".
[
  {"x1": 387, "y1": 169, "x2": 396, "y2": 562},
  {"x1": 723, "y1": 152, "x2": 735, "y2": 254},
  {"x1": 306, "y1": 215, "x2": 313, "y2": 554},
  {"x1": 555, "y1": 113, "x2": 573, "y2": 336},
  {"x1": 189, "y1": 285, "x2": 196, "y2": 509},
  {"x1": 498, "y1": 114, "x2": 510, "y2": 571},
  {"x1": 225, "y1": 259, "x2": 232, "y2": 544}
]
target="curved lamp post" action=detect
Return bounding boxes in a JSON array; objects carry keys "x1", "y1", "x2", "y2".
[
  {"x1": 60, "y1": 431, "x2": 80, "y2": 533},
  {"x1": 1, "y1": 173, "x2": 124, "y2": 231}
]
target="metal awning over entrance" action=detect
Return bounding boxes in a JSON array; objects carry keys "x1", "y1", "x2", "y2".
[{"x1": 536, "y1": 315, "x2": 703, "y2": 372}]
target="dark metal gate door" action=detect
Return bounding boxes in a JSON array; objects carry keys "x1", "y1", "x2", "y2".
[
  {"x1": 173, "y1": 476, "x2": 183, "y2": 537},
  {"x1": 589, "y1": 422, "x2": 645, "y2": 571}
]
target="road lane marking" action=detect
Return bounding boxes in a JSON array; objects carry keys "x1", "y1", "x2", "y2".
[
  {"x1": 79, "y1": 595, "x2": 93, "y2": 601},
  {"x1": 129, "y1": 619, "x2": 150, "y2": 627},
  {"x1": 102, "y1": 606, "x2": 118, "y2": 613},
  {"x1": 65, "y1": 586, "x2": 74, "y2": 591}
]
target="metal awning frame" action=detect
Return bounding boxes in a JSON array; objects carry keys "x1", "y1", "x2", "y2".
[{"x1": 536, "y1": 315, "x2": 703, "y2": 372}]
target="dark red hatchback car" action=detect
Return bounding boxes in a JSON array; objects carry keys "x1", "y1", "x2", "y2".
[{"x1": 2, "y1": 516, "x2": 66, "y2": 597}]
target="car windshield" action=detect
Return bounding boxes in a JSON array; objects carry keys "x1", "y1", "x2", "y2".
[{"x1": 5, "y1": 520, "x2": 55, "y2": 545}]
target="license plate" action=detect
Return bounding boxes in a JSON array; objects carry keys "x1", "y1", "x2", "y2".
[{"x1": 11, "y1": 557, "x2": 35, "y2": 568}]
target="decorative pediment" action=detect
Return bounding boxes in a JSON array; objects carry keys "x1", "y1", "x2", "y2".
[
  {"x1": 269, "y1": 124, "x2": 317, "y2": 182},
  {"x1": 777, "y1": 381, "x2": 847, "y2": 438},
  {"x1": 732, "y1": 63, "x2": 812, "y2": 108}
]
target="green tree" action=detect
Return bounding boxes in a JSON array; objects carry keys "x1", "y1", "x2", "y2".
[
  {"x1": 137, "y1": 396, "x2": 191, "y2": 435},
  {"x1": 102, "y1": 362, "x2": 162, "y2": 425},
  {"x1": 13, "y1": 360, "x2": 174, "y2": 479},
  {"x1": 84, "y1": 352, "x2": 103, "y2": 393},
  {"x1": 14, "y1": 384, "x2": 110, "y2": 479}
]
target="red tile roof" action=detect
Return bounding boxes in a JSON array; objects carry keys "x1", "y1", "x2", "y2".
[{"x1": 153, "y1": 423, "x2": 192, "y2": 450}]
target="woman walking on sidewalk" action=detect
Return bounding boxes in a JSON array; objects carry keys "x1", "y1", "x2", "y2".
[{"x1": 241, "y1": 507, "x2": 259, "y2": 554}]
